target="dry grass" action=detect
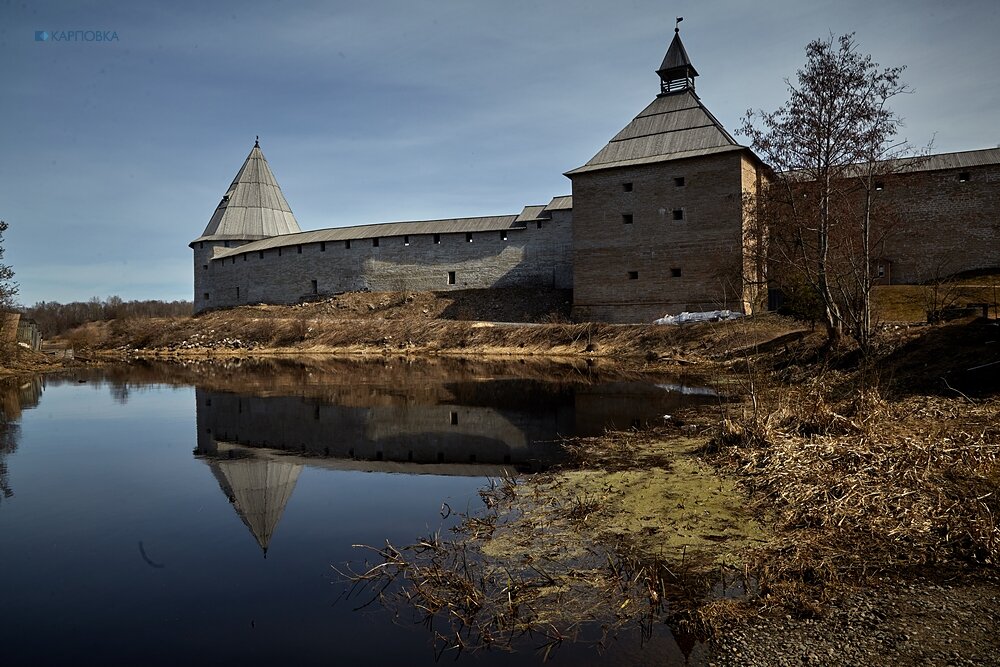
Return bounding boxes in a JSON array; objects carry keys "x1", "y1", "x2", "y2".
[
  {"x1": 71, "y1": 297, "x2": 805, "y2": 370},
  {"x1": 707, "y1": 385, "x2": 1000, "y2": 600},
  {"x1": 0, "y1": 344, "x2": 81, "y2": 376}
]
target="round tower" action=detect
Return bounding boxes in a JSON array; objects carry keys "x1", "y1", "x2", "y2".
[{"x1": 190, "y1": 138, "x2": 301, "y2": 312}]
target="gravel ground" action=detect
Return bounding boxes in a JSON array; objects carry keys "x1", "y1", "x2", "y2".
[{"x1": 708, "y1": 573, "x2": 1000, "y2": 666}]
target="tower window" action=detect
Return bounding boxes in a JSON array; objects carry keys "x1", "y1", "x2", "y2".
[
  {"x1": 501, "y1": 231, "x2": 508, "y2": 241},
  {"x1": 311, "y1": 279, "x2": 318, "y2": 294},
  {"x1": 373, "y1": 238, "x2": 379, "y2": 248},
  {"x1": 959, "y1": 172, "x2": 971, "y2": 182},
  {"x1": 622, "y1": 214, "x2": 633, "y2": 225},
  {"x1": 202, "y1": 264, "x2": 208, "y2": 270},
  {"x1": 259, "y1": 251, "x2": 264, "y2": 259},
  {"x1": 223, "y1": 241, "x2": 230, "y2": 248},
  {"x1": 674, "y1": 177, "x2": 686, "y2": 187},
  {"x1": 232, "y1": 257, "x2": 236, "y2": 264},
  {"x1": 466, "y1": 233, "x2": 473, "y2": 243},
  {"x1": 297, "y1": 245, "x2": 302, "y2": 254},
  {"x1": 627, "y1": 271, "x2": 638, "y2": 280},
  {"x1": 536, "y1": 221, "x2": 542, "y2": 229},
  {"x1": 236, "y1": 287, "x2": 240, "y2": 298},
  {"x1": 450, "y1": 411, "x2": 459, "y2": 425},
  {"x1": 345, "y1": 240, "x2": 351, "y2": 249},
  {"x1": 447, "y1": 271, "x2": 456, "y2": 285},
  {"x1": 278, "y1": 247, "x2": 282, "y2": 256},
  {"x1": 671, "y1": 268, "x2": 682, "y2": 277},
  {"x1": 199, "y1": 242, "x2": 204, "y2": 249},
  {"x1": 433, "y1": 234, "x2": 441, "y2": 244},
  {"x1": 874, "y1": 181, "x2": 884, "y2": 191},
  {"x1": 672, "y1": 209, "x2": 684, "y2": 221},
  {"x1": 403, "y1": 235, "x2": 410, "y2": 246},
  {"x1": 622, "y1": 182, "x2": 633, "y2": 192},
  {"x1": 320, "y1": 242, "x2": 326, "y2": 252},
  {"x1": 203, "y1": 292, "x2": 210, "y2": 300},
  {"x1": 243, "y1": 254, "x2": 247, "y2": 261}
]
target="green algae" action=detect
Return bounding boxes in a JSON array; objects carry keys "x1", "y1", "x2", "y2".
[{"x1": 480, "y1": 436, "x2": 767, "y2": 572}]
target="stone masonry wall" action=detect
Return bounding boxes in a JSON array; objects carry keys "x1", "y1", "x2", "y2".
[
  {"x1": 195, "y1": 212, "x2": 572, "y2": 312},
  {"x1": 570, "y1": 151, "x2": 749, "y2": 323}
]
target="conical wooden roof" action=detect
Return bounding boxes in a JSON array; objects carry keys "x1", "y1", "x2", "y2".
[
  {"x1": 210, "y1": 458, "x2": 303, "y2": 555},
  {"x1": 191, "y1": 140, "x2": 301, "y2": 245}
]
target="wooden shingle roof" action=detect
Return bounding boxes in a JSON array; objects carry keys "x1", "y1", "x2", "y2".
[
  {"x1": 211, "y1": 215, "x2": 522, "y2": 259},
  {"x1": 565, "y1": 90, "x2": 745, "y2": 175},
  {"x1": 191, "y1": 141, "x2": 301, "y2": 246}
]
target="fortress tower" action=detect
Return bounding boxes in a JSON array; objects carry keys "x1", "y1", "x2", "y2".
[
  {"x1": 190, "y1": 139, "x2": 300, "y2": 313},
  {"x1": 566, "y1": 25, "x2": 767, "y2": 322}
]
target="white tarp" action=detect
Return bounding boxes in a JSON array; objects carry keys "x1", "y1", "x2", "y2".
[{"x1": 653, "y1": 310, "x2": 744, "y2": 325}]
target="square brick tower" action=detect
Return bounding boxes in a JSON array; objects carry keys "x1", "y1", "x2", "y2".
[{"x1": 567, "y1": 24, "x2": 767, "y2": 323}]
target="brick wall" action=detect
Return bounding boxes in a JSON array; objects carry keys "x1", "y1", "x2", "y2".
[
  {"x1": 877, "y1": 163, "x2": 1000, "y2": 283},
  {"x1": 193, "y1": 156, "x2": 996, "y2": 320},
  {"x1": 769, "y1": 161, "x2": 1000, "y2": 296},
  {"x1": 570, "y1": 151, "x2": 754, "y2": 323}
]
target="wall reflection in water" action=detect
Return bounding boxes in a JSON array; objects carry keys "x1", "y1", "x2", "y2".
[
  {"x1": 9, "y1": 359, "x2": 719, "y2": 556},
  {"x1": 191, "y1": 361, "x2": 717, "y2": 475},
  {"x1": 185, "y1": 358, "x2": 719, "y2": 553}
]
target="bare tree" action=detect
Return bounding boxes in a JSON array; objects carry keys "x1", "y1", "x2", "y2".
[
  {"x1": 741, "y1": 34, "x2": 912, "y2": 351},
  {"x1": 0, "y1": 221, "x2": 18, "y2": 310}
]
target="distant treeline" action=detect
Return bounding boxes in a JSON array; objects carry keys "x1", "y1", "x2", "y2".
[{"x1": 23, "y1": 297, "x2": 192, "y2": 336}]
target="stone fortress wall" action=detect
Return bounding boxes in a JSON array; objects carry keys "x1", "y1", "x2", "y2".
[{"x1": 194, "y1": 207, "x2": 572, "y2": 312}]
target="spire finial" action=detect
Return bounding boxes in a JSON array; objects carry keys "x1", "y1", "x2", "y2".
[
  {"x1": 675, "y1": 16, "x2": 683, "y2": 33},
  {"x1": 254, "y1": 136, "x2": 260, "y2": 148}
]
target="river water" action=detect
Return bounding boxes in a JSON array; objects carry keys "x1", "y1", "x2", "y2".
[{"x1": 0, "y1": 358, "x2": 718, "y2": 666}]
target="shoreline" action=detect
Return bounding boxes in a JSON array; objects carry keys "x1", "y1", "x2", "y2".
[{"x1": 24, "y1": 310, "x2": 1000, "y2": 662}]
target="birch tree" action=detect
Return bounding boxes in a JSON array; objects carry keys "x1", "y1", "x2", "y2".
[{"x1": 741, "y1": 34, "x2": 911, "y2": 351}]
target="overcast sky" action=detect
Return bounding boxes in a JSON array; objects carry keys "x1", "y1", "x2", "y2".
[{"x1": 2, "y1": 0, "x2": 997, "y2": 305}]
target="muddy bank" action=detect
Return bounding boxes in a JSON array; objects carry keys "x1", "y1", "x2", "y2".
[
  {"x1": 0, "y1": 345, "x2": 83, "y2": 377},
  {"x1": 712, "y1": 572, "x2": 1000, "y2": 666}
]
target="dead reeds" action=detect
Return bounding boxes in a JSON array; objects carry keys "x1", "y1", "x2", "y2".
[
  {"x1": 708, "y1": 388, "x2": 1000, "y2": 592},
  {"x1": 335, "y1": 471, "x2": 743, "y2": 658}
]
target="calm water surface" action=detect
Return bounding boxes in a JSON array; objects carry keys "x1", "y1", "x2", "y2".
[{"x1": 0, "y1": 359, "x2": 718, "y2": 666}]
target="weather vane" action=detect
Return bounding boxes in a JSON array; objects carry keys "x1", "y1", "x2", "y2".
[{"x1": 675, "y1": 16, "x2": 683, "y2": 33}]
